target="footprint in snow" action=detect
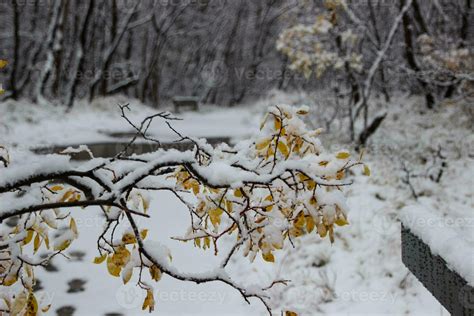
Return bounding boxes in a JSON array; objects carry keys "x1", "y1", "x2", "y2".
[
  {"x1": 56, "y1": 305, "x2": 75, "y2": 316},
  {"x1": 67, "y1": 278, "x2": 87, "y2": 293}
]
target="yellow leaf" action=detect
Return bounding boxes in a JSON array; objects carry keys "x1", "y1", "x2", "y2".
[
  {"x1": 142, "y1": 289, "x2": 155, "y2": 312},
  {"x1": 260, "y1": 113, "x2": 269, "y2": 130},
  {"x1": 74, "y1": 193, "x2": 81, "y2": 201},
  {"x1": 264, "y1": 194, "x2": 273, "y2": 212},
  {"x1": 70, "y1": 218, "x2": 78, "y2": 237},
  {"x1": 234, "y1": 188, "x2": 243, "y2": 198},
  {"x1": 25, "y1": 264, "x2": 33, "y2": 278},
  {"x1": 208, "y1": 208, "x2": 223, "y2": 227},
  {"x1": 336, "y1": 151, "x2": 350, "y2": 159},
  {"x1": 256, "y1": 138, "x2": 272, "y2": 150},
  {"x1": 335, "y1": 217, "x2": 349, "y2": 226},
  {"x1": 93, "y1": 254, "x2": 107, "y2": 264},
  {"x1": 298, "y1": 173, "x2": 311, "y2": 181},
  {"x1": 194, "y1": 237, "x2": 201, "y2": 248},
  {"x1": 285, "y1": 311, "x2": 298, "y2": 316},
  {"x1": 122, "y1": 233, "x2": 136, "y2": 245},
  {"x1": 122, "y1": 267, "x2": 133, "y2": 284},
  {"x1": 306, "y1": 216, "x2": 315, "y2": 233},
  {"x1": 296, "y1": 106, "x2": 309, "y2": 115},
  {"x1": 54, "y1": 239, "x2": 71, "y2": 252},
  {"x1": 33, "y1": 233, "x2": 41, "y2": 253},
  {"x1": 294, "y1": 211, "x2": 306, "y2": 229},
  {"x1": 2, "y1": 274, "x2": 17, "y2": 286},
  {"x1": 267, "y1": 146, "x2": 275, "y2": 158},
  {"x1": 277, "y1": 141, "x2": 289, "y2": 157},
  {"x1": 139, "y1": 193, "x2": 150, "y2": 212},
  {"x1": 204, "y1": 236, "x2": 211, "y2": 249},
  {"x1": 192, "y1": 181, "x2": 200, "y2": 195},
  {"x1": 225, "y1": 200, "x2": 233, "y2": 213},
  {"x1": 60, "y1": 190, "x2": 74, "y2": 202},
  {"x1": 112, "y1": 246, "x2": 131, "y2": 267},
  {"x1": 289, "y1": 227, "x2": 304, "y2": 237},
  {"x1": 0, "y1": 59, "x2": 8, "y2": 69},
  {"x1": 23, "y1": 229, "x2": 34, "y2": 245},
  {"x1": 149, "y1": 265, "x2": 162, "y2": 281},
  {"x1": 363, "y1": 164, "x2": 371, "y2": 176},
  {"x1": 140, "y1": 229, "x2": 148, "y2": 240},
  {"x1": 329, "y1": 225, "x2": 335, "y2": 243},
  {"x1": 107, "y1": 255, "x2": 121, "y2": 277},
  {"x1": 25, "y1": 293, "x2": 38, "y2": 316},
  {"x1": 11, "y1": 292, "x2": 27, "y2": 315},
  {"x1": 262, "y1": 251, "x2": 275, "y2": 263},
  {"x1": 294, "y1": 137, "x2": 304, "y2": 153},
  {"x1": 274, "y1": 116, "x2": 282, "y2": 131},
  {"x1": 41, "y1": 304, "x2": 51, "y2": 313},
  {"x1": 319, "y1": 161, "x2": 329, "y2": 167},
  {"x1": 50, "y1": 185, "x2": 63, "y2": 191},
  {"x1": 44, "y1": 235, "x2": 50, "y2": 249},
  {"x1": 336, "y1": 170, "x2": 345, "y2": 180},
  {"x1": 272, "y1": 241, "x2": 283, "y2": 250},
  {"x1": 317, "y1": 223, "x2": 327, "y2": 238}
]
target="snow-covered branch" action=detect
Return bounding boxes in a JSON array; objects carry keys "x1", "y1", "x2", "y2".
[{"x1": 0, "y1": 105, "x2": 365, "y2": 314}]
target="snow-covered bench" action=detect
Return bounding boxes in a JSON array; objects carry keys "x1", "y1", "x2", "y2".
[
  {"x1": 172, "y1": 96, "x2": 200, "y2": 113},
  {"x1": 401, "y1": 207, "x2": 474, "y2": 315}
]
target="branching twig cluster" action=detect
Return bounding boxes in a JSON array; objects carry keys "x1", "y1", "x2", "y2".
[{"x1": 0, "y1": 105, "x2": 364, "y2": 314}]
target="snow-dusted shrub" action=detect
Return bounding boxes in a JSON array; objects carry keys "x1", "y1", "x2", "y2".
[
  {"x1": 276, "y1": 1, "x2": 362, "y2": 79},
  {"x1": 417, "y1": 35, "x2": 473, "y2": 76},
  {"x1": 0, "y1": 105, "x2": 367, "y2": 314},
  {"x1": 417, "y1": 34, "x2": 474, "y2": 95}
]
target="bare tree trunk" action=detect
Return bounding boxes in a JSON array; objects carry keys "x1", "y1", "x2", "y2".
[
  {"x1": 138, "y1": 5, "x2": 186, "y2": 105},
  {"x1": 8, "y1": 0, "x2": 20, "y2": 100},
  {"x1": 88, "y1": 2, "x2": 138, "y2": 101},
  {"x1": 35, "y1": 0, "x2": 63, "y2": 106},
  {"x1": 16, "y1": 0, "x2": 41, "y2": 94},
  {"x1": 412, "y1": 0, "x2": 429, "y2": 34},
  {"x1": 223, "y1": 4, "x2": 244, "y2": 106},
  {"x1": 368, "y1": 0, "x2": 390, "y2": 102},
  {"x1": 65, "y1": 0, "x2": 94, "y2": 108},
  {"x1": 52, "y1": 0, "x2": 68, "y2": 98},
  {"x1": 400, "y1": 0, "x2": 435, "y2": 109}
]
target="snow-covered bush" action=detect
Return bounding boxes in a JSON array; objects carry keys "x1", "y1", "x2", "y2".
[
  {"x1": 417, "y1": 34, "x2": 474, "y2": 101},
  {"x1": 276, "y1": 1, "x2": 362, "y2": 79},
  {"x1": 0, "y1": 105, "x2": 366, "y2": 314}
]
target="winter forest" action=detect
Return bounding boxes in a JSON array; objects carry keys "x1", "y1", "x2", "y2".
[{"x1": 0, "y1": 0, "x2": 473, "y2": 315}]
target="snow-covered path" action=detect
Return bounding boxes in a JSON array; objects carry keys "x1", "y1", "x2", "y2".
[{"x1": 34, "y1": 191, "x2": 270, "y2": 315}]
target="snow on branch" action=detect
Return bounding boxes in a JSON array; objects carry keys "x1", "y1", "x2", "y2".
[{"x1": 0, "y1": 105, "x2": 367, "y2": 314}]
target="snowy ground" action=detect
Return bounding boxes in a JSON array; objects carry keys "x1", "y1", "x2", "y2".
[{"x1": 1, "y1": 94, "x2": 472, "y2": 315}]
